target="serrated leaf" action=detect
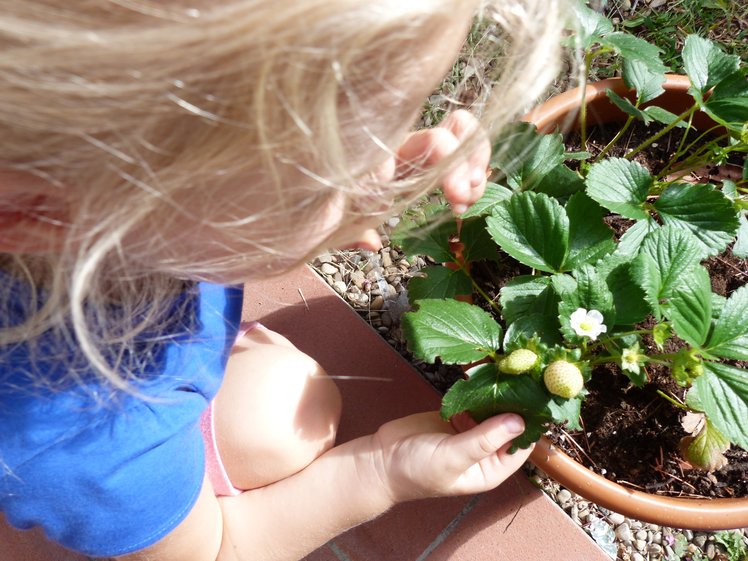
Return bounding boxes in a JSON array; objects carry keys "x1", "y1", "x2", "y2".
[
  {"x1": 401, "y1": 299, "x2": 501, "y2": 364},
  {"x1": 503, "y1": 313, "x2": 562, "y2": 348},
  {"x1": 704, "y1": 284, "x2": 748, "y2": 360},
  {"x1": 683, "y1": 35, "x2": 741, "y2": 94},
  {"x1": 607, "y1": 89, "x2": 651, "y2": 123},
  {"x1": 630, "y1": 226, "x2": 704, "y2": 317},
  {"x1": 534, "y1": 164, "x2": 586, "y2": 201},
  {"x1": 665, "y1": 266, "x2": 713, "y2": 347},
  {"x1": 704, "y1": 71, "x2": 748, "y2": 131},
  {"x1": 440, "y1": 363, "x2": 551, "y2": 449},
  {"x1": 586, "y1": 158, "x2": 652, "y2": 220},
  {"x1": 623, "y1": 58, "x2": 665, "y2": 104},
  {"x1": 568, "y1": 0, "x2": 613, "y2": 49},
  {"x1": 407, "y1": 266, "x2": 472, "y2": 302},
  {"x1": 684, "y1": 419, "x2": 730, "y2": 471},
  {"x1": 597, "y1": 253, "x2": 651, "y2": 325},
  {"x1": 565, "y1": 192, "x2": 616, "y2": 269},
  {"x1": 490, "y1": 123, "x2": 565, "y2": 191},
  {"x1": 733, "y1": 213, "x2": 748, "y2": 258},
  {"x1": 654, "y1": 183, "x2": 739, "y2": 256},
  {"x1": 547, "y1": 396, "x2": 583, "y2": 430},
  {"x1": 692, "y1": 362, "x2": 748, "y2": 450},
  {"x1": 558, "y1": 265, "x2": 616, "y2": 341},
  {"x1": 459, "y1": 217, "x2": 500, "y2": 262},
  {"x1": 392, "y1": 213, "x2": 457, "y2": 263},
  {"x1": 499, "y1": 275, "x2": 555, "y2": 325},
  {"x1": 601, "y1": 32, "x2": 666, "y2": 74},
  {"x1": 461, "y1": 182, "x2": 513, "y2": 218},
  {"x1": 615, "y1": 218, "x2": 659, "y2": 257},
  {"x1": 642, "y1": 106, "x2": 689, "y2": 128},
  {"x1": 486, "y1": 192, "x2": 569, "y2": 273}
]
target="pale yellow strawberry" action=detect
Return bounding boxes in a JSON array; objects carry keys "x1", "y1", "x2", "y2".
[
  {"x1": 543, "y1": 360, "x2": 584, "y2": 398},
  {"x1": 498, "y1": 349, "x2": 539, "y2": 375}
]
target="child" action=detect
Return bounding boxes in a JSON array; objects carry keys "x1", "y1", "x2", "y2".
[{"x1": 0, "y1": 1, "x2": 564, "y2": 560}]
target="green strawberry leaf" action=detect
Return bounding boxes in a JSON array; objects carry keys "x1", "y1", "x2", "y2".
[
  {"x1": 486, "y1": 191, "x2": 569, "y2": 273},
  {"x1": 503, "y1": 313, "x2": 562, "y2": 348},
  {"x1": 654, "y1": 183, "x2": 739, "y2": 256},
  {"x1": 630, "y1": 226, "x2": 705, "y2": 318},
  {"x1": 407, "y1": 266, "x2": 472, "y2": 302},
  {"x1": 683, "y1": 34, "x2": 741, "y2": 94},
  {"x1": 704, "y1": 284, "x2": 748, "y2": 360},
  {"x1": 704, "y1": 70, "x2": 748, "y2": 132},
  {"x1": 586, "y1": 158, "x2": 653, "y2": 220},
  {"x1": 461, "y1": 182, "x2": 513, "y2": 218},
  {"x1": 534, "y1": 164, "x2": 586, "y2": 201},
  {"x1": 558, "y1": 264, "x2": 616, "y2": 341},
  {"x1": 547, "y1": 396, "x2": 583, "y2": 431},
  {"x1": 401, "y1": 299, "x2": 501, "y2": 364},
  {"x1": 392, "y1": 211, "x2": 457, "y2": 263},
  {"x1": 684, "y1": 418, "x2": 730, "y2": 472},
  {"x1": 664, "y1": 266, "x2": 713, "y2": 348},
  {"x1": 623, "y1": 58, "x2": 665, "y2": 104},
  {"x1": 615, "y1": 218, "x2": 659, "y2": 257},
  {"x1": 567, "y1": 0, "x2": 613, "y2": 49},
  {"x1": 733, "y1": 213, "x2": 748, "y2": 259},
  {"x1": 459, "y1": 217, "x2": 500, "y2": 262},
  {"x1": 692, "y1": 362, "x2": 748, "y2": 450},
  {"x1": 606, "y1": 89, "x2": 652, "y2": 123},
  {"x1": 565, "y1": 192, "x2": 616, "y2": 270},
  {"x1": 642, "y1": 106, "x2": 689, "y2": 128},
  {"x1": 441, "y1": 363, "x2": 551, "y2": 449},
  {"x1": 499, "y1": 275, "x2": 556, "y2": 325},
  {"x1": 601, "y1": 32, "x2": 667, "y2": 74},
  {"x1": 490, "y1": 123, "x2": 565, "y2": 191},
  {"x1": 597, "y1": 253, "x2": 651, "y2": 325}
]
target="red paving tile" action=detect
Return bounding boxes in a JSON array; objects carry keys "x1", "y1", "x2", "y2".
[{"x1": 245, "y1": 265, "x2": 609, "y2": 561}]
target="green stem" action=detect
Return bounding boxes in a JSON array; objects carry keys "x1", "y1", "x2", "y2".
[
  {"x1": 456, "y1": 260, "x2": 502, "y2": 316},
  {"x1": 657, "y1": 130, "x2": 729, "y2": 181},
  {"x1": 579, "y1": 50, "x2": 595, "y2": 153},
  {"x1": 657, "y1": 389, "x2": 689, "y2": 411},
  {"x1": 625, "y1": 104, "x2": 699, "y2": 161},
  {"x1": 594, "y1": 114, "x2": 635, "y2": 163}
]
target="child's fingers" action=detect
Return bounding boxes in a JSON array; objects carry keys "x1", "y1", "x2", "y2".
[
  {"x1": 440, "y1": 414, "x2": 526, "y2": 475},
  {"x1": 439, "y1": 110, "x2": 491, "y2": 186}
]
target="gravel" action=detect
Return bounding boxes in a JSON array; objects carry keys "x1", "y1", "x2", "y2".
[{"x1": 311, "y1": 241, "x2": 748, "y2": 561}]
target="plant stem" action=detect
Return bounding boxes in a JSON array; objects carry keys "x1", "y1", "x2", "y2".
[
  {"x1": 456, "y1": 261, "x2": 502, "y2": 315},
  {"x1": 594, "y1": 114, "x2": 635, "y2": 163},
  {"x1": 579, "y1": 50, "x2": 595, "y2": 153},
  {"x1": 657, "y1": 129, "x2": 729, "y2": 181},
  {"x1": 625, "y1": 104, "x2": 699, "y2": 161},
  {"x1": 656, "y1": 389, "x2": 689, "y2": 411}
]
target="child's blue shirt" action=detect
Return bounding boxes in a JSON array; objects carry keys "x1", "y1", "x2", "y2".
[{"x1": 0, "y1": 272, "x2": 243, "y2": 557}]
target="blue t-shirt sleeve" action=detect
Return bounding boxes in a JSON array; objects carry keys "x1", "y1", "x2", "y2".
[
  {"x1": 1, "y1": 397, "x2": 207, "y2": 557},
  {"x1": 0, "y1": 282, "x2": 243, "y2": 557}
]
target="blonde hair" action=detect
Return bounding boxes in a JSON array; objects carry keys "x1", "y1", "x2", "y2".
[{"x1": 0, "y1": 0, "x2": 565, "y2": 388}]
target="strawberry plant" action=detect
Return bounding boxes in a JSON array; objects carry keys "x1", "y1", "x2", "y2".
[{"x1": 397, "y1": 10, "x2": 748, "y2": 469}]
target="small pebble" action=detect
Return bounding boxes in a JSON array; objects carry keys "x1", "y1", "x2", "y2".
[
  {"x1": 635, "y1": 530, "x2": 647, "y2": 541},
  {"x1": 332, "y1": 281, "x2": 347, "y2": 295},
  {"x1": 556, "y1": 489, "x2": 572, "y2": 507},
  {"x1": 694, "y1": 534, "x2": 708, "y2": 548},
  {"x1": 648, "y1": 543, "x2": 663, "y2": 557},
  {"x1": 705, "y1": 543, "x2": 716, "y2": 559},
  {"x1": 632, "y1": 553, "x2": 644, "y2": 561},
  {"x1": 608, "y1": 513, "x2": 626, "y2": 525},
  {"x1": 615, "y1": 523, "x2": 633, "y2": 543},
  {"x1": 319, "y1": 263, "x2": 338, "y2": 276}
]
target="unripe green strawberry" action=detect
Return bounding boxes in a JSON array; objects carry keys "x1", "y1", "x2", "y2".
[
  {"x1": 543, "y1": 360, "x2": 584, "y2": 398},
  {"x1": 498, "y1": 349, "x2": 538, "y2": 375}
]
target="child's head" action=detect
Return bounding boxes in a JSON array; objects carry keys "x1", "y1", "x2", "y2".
[{"x1": 0, "y1": 0, "x2": 565, "y2": 385}]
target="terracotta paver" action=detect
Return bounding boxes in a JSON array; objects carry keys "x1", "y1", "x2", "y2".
[{"x1": 244, "y1": 264, "x2": 609, "y2": 561}]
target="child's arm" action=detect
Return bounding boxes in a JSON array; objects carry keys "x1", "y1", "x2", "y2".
[{"x1": 121, "y1": 411, "x2": 529, "y2": 561}]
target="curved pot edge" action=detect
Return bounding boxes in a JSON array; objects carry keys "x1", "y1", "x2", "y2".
[{"x1": 522, "y1": 74, "x2": 748, "y2": 531}]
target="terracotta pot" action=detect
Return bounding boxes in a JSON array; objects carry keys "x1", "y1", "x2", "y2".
[{"x1": 520, "y1": 75, "x2": 748, "y2": 531}]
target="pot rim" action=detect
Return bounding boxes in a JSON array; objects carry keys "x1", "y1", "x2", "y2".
[{"x1": 523, "y1": 74, "x2": 748, "y2": 531}]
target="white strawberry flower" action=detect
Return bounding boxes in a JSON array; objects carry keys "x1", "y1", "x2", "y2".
[
  {"x1": 569, "y1": 308, "x2": 607, "y2": 341},
  {"x1": 621, "y1": 343, "x2": 642, "y2": 375}
]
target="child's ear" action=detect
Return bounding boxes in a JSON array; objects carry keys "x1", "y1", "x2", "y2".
[{"x1": 0, "y1": 170, "x2": 69, "y2": 253}]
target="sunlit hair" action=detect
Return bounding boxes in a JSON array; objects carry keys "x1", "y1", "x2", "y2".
[{"x1": 0, "y1": 0, "x2": 565, "y2": 389}]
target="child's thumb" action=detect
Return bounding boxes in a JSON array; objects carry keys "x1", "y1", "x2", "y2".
[{"x1": 446, "y1": 413, "x2": 526, "y2": 470}]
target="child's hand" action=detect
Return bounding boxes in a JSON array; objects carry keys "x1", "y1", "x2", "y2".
[
  {"x1": 395, "y1": 110, "x2": 491, "y2": 215},
  {"x1": 371, "y1": 411, "x2": 531, "y2": 502}
]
